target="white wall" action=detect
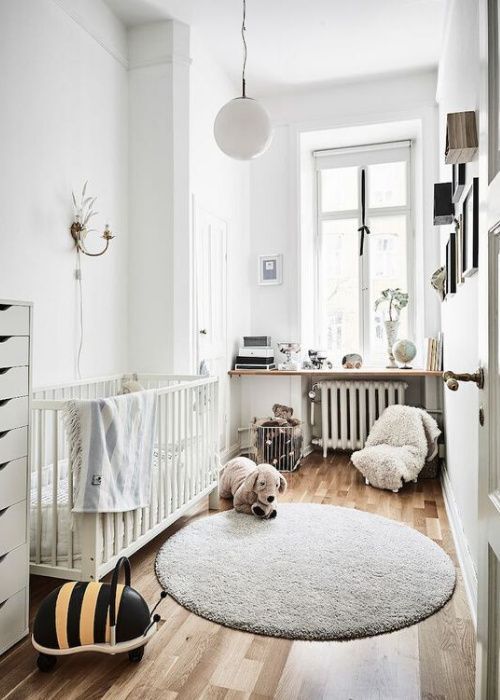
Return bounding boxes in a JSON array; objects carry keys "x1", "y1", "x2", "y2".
[
  {"x1": 437, "y1": 0, "x2": 480, "y2": 581},
  {"x1": 243, "y1": 71, "x2": 439, "y2": 420},
  {"x1": 0, "y1": 0, "x2": 129, "y2": 386},
  {"x1": 189, "y1": 30, "x2": 251, "y2": 454},
  {"x1": 128, "y1": 20, "x2": 191, "y2": 375}
]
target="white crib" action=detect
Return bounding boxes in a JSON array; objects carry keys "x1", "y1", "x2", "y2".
[{"x1": 30, "y1": 373, "x2": 219, "y2": 582}]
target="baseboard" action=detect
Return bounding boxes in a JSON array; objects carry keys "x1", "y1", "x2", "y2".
[{"x1": 440, "y1": 466, "x2": 477, "y2": 626}]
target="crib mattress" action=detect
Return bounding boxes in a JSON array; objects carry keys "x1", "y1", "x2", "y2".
[{"x1": 30, "y1": 447, "x2": 188, "y2": 567}]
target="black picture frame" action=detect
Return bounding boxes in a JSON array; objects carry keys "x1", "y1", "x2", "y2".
[
  {"x1": 452, "y1": 163, "x2": 466, "y2": 203},
  {"x1": 462, "y1": 177, "x2": 479, "y2": 277},
  {"x1": 446, "y1": 232, "x2": 457, "y2": 297},
  {"x1": 433, "y1": 182, "x2": 454, "y2": 225}
]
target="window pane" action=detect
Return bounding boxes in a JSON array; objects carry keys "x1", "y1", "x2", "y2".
[
  {"x1": 321, "y1": 219, "x2": 360, "y2": 362},
  {"x1": 321, "y1": 167, "x2": 358, "y2": 212},
  {"x1": 368, "y1": 161, "x2": 407, "y2": 208},
  {"x1": 368, "y1": 215, "x2": 408, "y2": 362}
]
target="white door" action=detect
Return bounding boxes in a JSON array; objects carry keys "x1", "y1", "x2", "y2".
[
  {"x1": 477, "y1": 2, "x2": 500, "y2": 696},
  {"x1": 193, "y1": 199, "x2": 228, "y2": 452}
]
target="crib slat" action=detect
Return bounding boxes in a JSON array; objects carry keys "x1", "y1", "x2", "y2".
[
  {"x1": 197, "y1": 387, "x2": 202, "y2": 493},
  {"x1": 157, "y1": 395, "x2": 163, "y2": 523},
  {"x1": 114, "y1": 513, "x2": 121, "y2": 555},
  {"x1": 133, "y1": 509, "x2": 140, "y2": 542},
  {"x1": 51, "y1": 410, "x2": 58, "y2": 567},
  {"x1": 184, "y1": 387, "x2": 189, "y2": 503},
  {"x1": 189, "y1": 386, "x2": 194, "y2": 499},
  {"x1": 67, "y1": 413, "x2": 74, "y2": 570},
  {"x1": 172, "y1": 392, "x2": 178, "y2": 510},
  {"x1": 166, "y1": 391, "x2": 173, "y2": 516},
  {"x1": 205, "y1": 385, "x2": 210, "y2": 487},
  {"x1": 205, "y1": 384, "x2": 211, "y2": 487},
  {"x1": 178, "y1": 388, "x2": 184, "y2": 506},
  {"x1": 36, "y1": 410, "x2": 42, "y2": 565},
  {"x1": 163, "y1": 391, "x2": 170, "y2": 516}
]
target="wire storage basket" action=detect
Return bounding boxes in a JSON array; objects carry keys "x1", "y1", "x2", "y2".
[{"x1": 250, "y1": 419, "x2": 303, "y2": 472}]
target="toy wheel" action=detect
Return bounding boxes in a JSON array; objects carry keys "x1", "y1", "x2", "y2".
[
  {"x1": 128, "y1": 646, "x2": 144, "y2": 663},
  {"x1": 37, "y1": 653, "x2": 57, "y2": 672}
]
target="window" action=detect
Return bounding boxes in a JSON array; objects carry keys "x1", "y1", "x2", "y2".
[{"x1": 315, "y1": 141, "x2": 412, "y2": 364}]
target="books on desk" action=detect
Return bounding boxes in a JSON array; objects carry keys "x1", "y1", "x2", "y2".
[{"x1": 425, "y1": 334, "x2": 443, "y2": 371}]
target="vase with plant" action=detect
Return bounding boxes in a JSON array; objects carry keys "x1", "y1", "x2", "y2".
[{"x1": 374, "y1": 288, "x2": 409, "y2": 368}]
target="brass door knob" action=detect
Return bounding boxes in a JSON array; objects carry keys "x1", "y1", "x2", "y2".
[{"x1": 443, "y1": 369, "x2": 484, "y2": 391}]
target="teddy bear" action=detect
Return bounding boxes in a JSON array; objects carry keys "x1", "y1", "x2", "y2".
[{"x1": 219, "y1": 456, "x2": 287, "y2": 518}]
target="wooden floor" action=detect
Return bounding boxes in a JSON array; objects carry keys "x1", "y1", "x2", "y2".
[{"x1": 0, "y1": 453, "x2": 476, "y2": 700}]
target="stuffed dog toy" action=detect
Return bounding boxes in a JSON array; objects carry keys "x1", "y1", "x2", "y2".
[{"x1": 219, "y1": 457, "x2": 287, "y2": 518}]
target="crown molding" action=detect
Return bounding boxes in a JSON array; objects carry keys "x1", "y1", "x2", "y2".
[
  {"x1": 128, "y1": 20, "x2": 191, "y2": 72},
  {"x1": 51, "y1": 0, "x2": 129, "y2": 69}
]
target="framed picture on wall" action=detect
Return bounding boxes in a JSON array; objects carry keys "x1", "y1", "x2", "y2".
[
  {"x1": 452, "y1": 163, "x2": 466, "y2": 203},
  {"x1": 455, "y1": 214, "x2": 464, "y2": 286},
  {"x1": 446, "y1": 233, "x2": 457, "y2": 297},
  {"x1": 462, "y1": 177, "x2": 479, "y2": 276},
  {"x1": 258, "y1": 254, "x2": 283, "y2": 285}
]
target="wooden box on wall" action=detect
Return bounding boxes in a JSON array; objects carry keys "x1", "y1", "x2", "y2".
[{"x1": 445, "y1": 111, "x2": 478, "y2": 164}]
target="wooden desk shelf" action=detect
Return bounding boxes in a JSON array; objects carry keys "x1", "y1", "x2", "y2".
[{"x1": 229, "y1": 369, "x2": 442, "y2": 379}]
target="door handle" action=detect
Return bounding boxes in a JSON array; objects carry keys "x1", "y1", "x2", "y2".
[
  {"x1": 443, "y1": 369, "x2": 484, "y2": 391},
  {"x1": 199, "y1": 329, "x2": 208, "y2": 335}
]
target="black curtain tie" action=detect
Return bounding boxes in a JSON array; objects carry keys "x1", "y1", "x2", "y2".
[{"x1": 358, "y1": 168, "x2": 370, "y2": 256}]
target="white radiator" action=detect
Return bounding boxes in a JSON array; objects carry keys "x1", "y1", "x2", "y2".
[{"x1": 319, "y1": 381, "x2": 407, "y2": 455}]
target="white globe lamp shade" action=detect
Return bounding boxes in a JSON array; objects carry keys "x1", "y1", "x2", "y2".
[{"x1": 214, "y1": 96, "x2": 273, "y2": 160}]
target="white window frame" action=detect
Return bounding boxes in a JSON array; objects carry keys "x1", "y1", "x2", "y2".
[{"x1": 313, "y1": 140, "x2": 415, "y2": 363}]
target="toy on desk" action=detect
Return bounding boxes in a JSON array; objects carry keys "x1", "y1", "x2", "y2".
[
  {"x1": 342, "y1": 353, "x2": 363, "y2": 369},
  {"x1": 32, "y1": 556, "x2": 166, "y2": 672},
  {"x1": 305, "y1": 349, "x2": 332, "y2": 370},
  {"x1": 277, "y1": 342, "x2": 301, "y2": 370}
]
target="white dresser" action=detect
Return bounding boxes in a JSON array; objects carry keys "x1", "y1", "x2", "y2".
[{"x1": 0, "y1": 301, "x2": 31, "y2": 655}]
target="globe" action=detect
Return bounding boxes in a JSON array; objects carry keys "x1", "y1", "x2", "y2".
[{"x1": 392, "y1": 339, "x2": 417, "y2": 368}]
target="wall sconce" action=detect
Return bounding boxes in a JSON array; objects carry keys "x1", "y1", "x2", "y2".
[{"x1": 70, "y1": 182, "x2": 115, "y2": 257}]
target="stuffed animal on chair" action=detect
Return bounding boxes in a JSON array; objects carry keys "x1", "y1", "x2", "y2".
[{"x1": 219, "y1": 456, "x2": 287, "y2": 518}]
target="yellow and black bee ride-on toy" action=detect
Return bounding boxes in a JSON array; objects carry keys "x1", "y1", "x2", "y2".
[{"x1": 32, "y1": 556, "x2": 166, "y2": 671}]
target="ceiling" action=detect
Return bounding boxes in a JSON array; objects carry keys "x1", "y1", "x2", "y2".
[{"x1": 105, "y1": 0, "x2": 447, "y2": 95}]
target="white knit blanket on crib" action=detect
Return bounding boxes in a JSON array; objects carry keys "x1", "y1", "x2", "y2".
[{"x1": 65, "y1": 391, "x2": 157, "y2": 513}]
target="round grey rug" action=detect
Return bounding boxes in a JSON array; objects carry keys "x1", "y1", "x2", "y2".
[{"x1": 155, "y1": 503, "x2": 456, "y2": 641}]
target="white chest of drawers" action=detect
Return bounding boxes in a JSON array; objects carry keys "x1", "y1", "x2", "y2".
[{"x1": 0, "y1": 300, "x2": 31, "y2": 655}]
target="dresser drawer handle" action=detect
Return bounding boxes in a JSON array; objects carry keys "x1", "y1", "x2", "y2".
[
  {"x1": 0, "y1": 599, "x2": 6, "y2": 610},
  {"x1": 0, "y1": 507, "x2": 8, "y2": 517},
  {"x1": 0, "y1": 337, "x2": 12, "y2": 344},
  {"x1": 0, "y1": 430, "x2": 10, "y2": 440},
  {"x1": 0, "y1": 553, "x2": 6, "y2": 564},
  {"x1": 0, "y1": 461, "x2": 10, "y2": 471},
  {"x1": 0, "y1": 398, "x2": 12, "y2": 407},
  {"x1": 0, "y1": 305, "x2": 12, "y2": 312},
  {"x1": 0, "y1": 368, "x2": 12, "y2": 376}
]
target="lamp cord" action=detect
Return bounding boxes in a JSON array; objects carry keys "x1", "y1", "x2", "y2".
[
  {"x1": 241, "y1": 0, "x2": 247, "y2": 97},
  {"x1": 76, "y1": 250, "x2": 84, "y2": 379}
]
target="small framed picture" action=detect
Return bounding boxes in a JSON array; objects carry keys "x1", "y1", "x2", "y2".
[
  {"x1": 445, "y1": 233, "x2": 457, "y2": 297},
  {"x1": 258, "y1": 254, "x2": 283, "y2": 285},
  {"x1": 452, "y1": 163, "x2": 466, "y2": 203},
  {"x1": 455, "y1": 214, "x2": 464, "y2": 286},
  {"x1": 462, "y1": 177, "x2": 479, "y2": 277}
]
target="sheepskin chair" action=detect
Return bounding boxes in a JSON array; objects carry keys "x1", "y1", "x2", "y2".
[{"x1": 351, "y1": 405, "x2": 440, "y2": 492}]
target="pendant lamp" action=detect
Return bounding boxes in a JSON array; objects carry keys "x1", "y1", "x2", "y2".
[{"x1": 214, "y1": 0, "x2": 273, "y2": 160}]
